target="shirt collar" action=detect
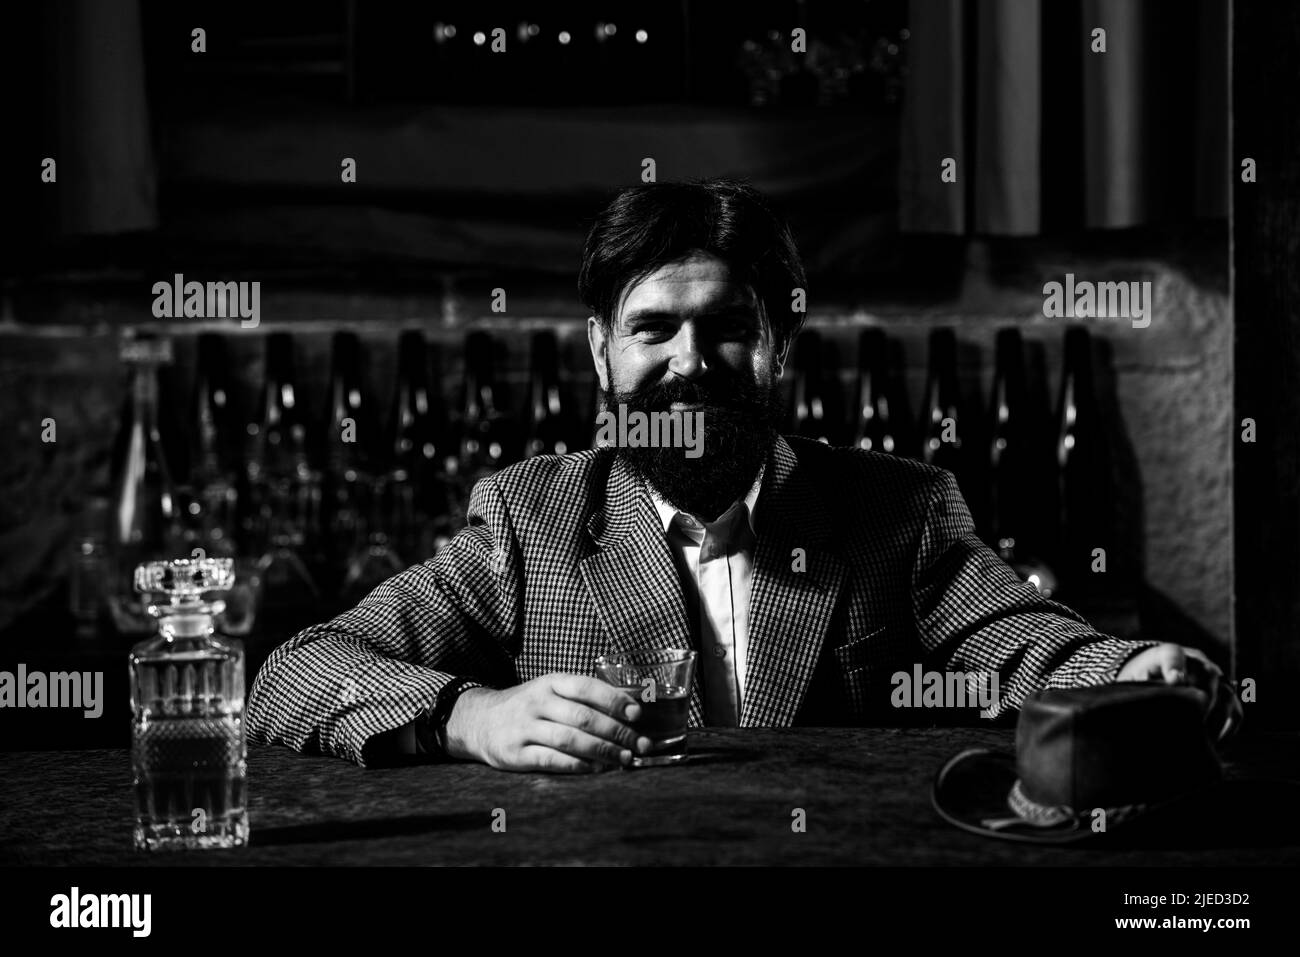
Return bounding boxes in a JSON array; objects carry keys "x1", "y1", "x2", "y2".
[{"x1": 649, "y1": 463, "x2": 765, "y2": 538}]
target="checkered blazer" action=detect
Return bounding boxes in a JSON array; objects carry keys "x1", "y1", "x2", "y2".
[{"x1": 247, "y1": 434, "x2": 1155, "y2": 766}]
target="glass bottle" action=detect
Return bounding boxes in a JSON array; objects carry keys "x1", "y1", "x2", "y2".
[
  {"x1": 186, "y1": 334, "x2": 258, "y2": 634},
  {"x1": 389, "y1": 330, "x2": 458, "y2": 559},
  {"x1": 853, "y1": 328, "x2": 900, "y2": 454},
  {"x1": 188, "y1": 334, "x2": 239, "y2": 552},
  {"x1": 108, "y1": 337, "x2": 183, "y2": 637},
  {"x1": 1054, "y1": 325, "x2": 1107, "y2": 596},
  {"x1": 989, "y1": 328, "x2": 1060, "y2": 598},
  {"x1": 130, "y1": 557, "x2": 247, "y2": 851},
  {"x1": 523, "y1": 330, "x2": 574, "y2": 457},
  {"x1": 458, "y1": 331, "x2": 511, "y2": 484},
  {"x1": 920, "y1": 329, "x2": 966, "y2": 472},
  {"x1": 789, "y1": 329, "x2": 838, "y2": 445},
  {"x1": 323, "y1": 331, "x2": 373, "y2": 576},
  {"x1": 246, "y1": 333, "x2": 321, "y2": 619},
  {"x1": 989, "y1": 328, "x2": 1030, "y2": 561}
]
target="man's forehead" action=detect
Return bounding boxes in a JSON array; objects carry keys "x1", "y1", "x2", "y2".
[{"x1": 615, "y1": 254, "x2": 758, "y2": 321}]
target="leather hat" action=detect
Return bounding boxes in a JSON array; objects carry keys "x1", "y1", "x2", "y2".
[{"x1": 931, "y1": 682, "x2": 1224, "y2": 843}]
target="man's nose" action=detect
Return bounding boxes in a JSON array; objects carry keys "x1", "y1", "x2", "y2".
[{"x1": 667, "y1": 325, "x2": 708, "y2": 379}]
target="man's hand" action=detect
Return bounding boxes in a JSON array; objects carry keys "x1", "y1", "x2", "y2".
[
  {"x1": 442, "y1": 674, "x2": 652, "y2": 773},
  {"x1": 1116, "y1": 643, "x2": 1243, "y2": 743}
]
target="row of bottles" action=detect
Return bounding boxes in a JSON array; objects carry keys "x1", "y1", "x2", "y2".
[
  {"x1": 85, "y1": 323, "x2": 1111, "y2": 637},
  {"x1": 790, "y1": 326, "x2": 1110, "y2": 601},
  {"x1": 88, "y1": 328, "x2": 581, "y2": 639}
]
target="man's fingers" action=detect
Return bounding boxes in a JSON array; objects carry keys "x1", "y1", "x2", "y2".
[
  {"x1": 1166, "y1": 651, "x2": 1241, "y2": 743},
  {"x1": 539, "y1": 699, "x2": 642, "y2": 751},
  {"x1": 549, "y1": 674, "x2": 641, "y2": 721},
  {"x1": 515, "y1": 745, "x2": 601, "y2": 774},
  {"x1": 527, "y1": 721, "x2": 632, "y2": 768},
  {"x1": 1153, "y1": 644, "x2": 1189, "y2": 684}
]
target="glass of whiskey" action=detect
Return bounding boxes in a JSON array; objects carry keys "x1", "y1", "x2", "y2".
[
  {"x1": 594, "y1": 649, "x2": 697, "y2": 767},
  {"x1": 130, "y1": 557, "x2": 248, "y2": 851}
]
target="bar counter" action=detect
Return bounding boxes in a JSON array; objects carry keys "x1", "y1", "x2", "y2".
[{"x1": 4, "y1": 728, "x2": 1299, "y2": 867}]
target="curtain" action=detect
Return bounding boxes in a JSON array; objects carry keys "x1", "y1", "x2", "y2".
[
  {"x1": 45, "y1": 0, "x2": 157, "y2": 235},
  {"x1": 900, "y1": 0, "x2": 1228, "y2": 234}
]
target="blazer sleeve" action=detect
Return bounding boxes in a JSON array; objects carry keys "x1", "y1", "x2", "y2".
[
  {"x1": 246, "y1": 473, "x2": 522, "y2": 767},
  {"x1": 910, "y1": 469, "x2": 1159, "y2": 720}
]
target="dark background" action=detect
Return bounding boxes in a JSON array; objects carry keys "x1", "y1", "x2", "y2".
[{"x1": 2, "y1": 0, "x2": 1289, "y2": 749}]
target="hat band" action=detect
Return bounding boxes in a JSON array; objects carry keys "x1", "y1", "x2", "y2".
[{"x1": 979, "y1": 780, "x2": 1149, "y2": 832}]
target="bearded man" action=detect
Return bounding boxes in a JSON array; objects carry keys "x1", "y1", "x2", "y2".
[{"x1": 247, "y1": 178, "x2": 1238, "y2": 771}]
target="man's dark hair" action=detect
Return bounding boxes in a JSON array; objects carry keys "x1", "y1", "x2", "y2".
[{"x1": 578, "y1": 178, "x2": 808, "y2": 355}]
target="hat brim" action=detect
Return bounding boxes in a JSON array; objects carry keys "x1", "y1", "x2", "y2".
[{"x1": 930, "y1": 747, "x2": 1185, "y2": 845}]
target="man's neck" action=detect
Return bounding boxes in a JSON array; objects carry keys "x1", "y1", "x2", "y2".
[{"x1": 649, "y1": 463, "x2": 765, "y2": 527}]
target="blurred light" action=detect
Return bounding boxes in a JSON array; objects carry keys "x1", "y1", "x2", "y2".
[
  {"x1": 445, "y1": 25, "x2": 456, "y2": 39},
  {"x1": 558, "y1": 30, "x2": 571, "y2": 44},
  {"x1": 433, "y1": 22, "x2": 456, "y2": 43},
  {"x1": 473, "y1": 31, "x2": 486, "y2": 46},
  {"x1": 605, "y1": 23, "x2": 617, "y2": 36},
  {"x1": 635, "y1": 29, "x2": 648, "y2": 44},
  {"x1": 768, "y1": 30, "x2": 781, "y2": 42},
  {"x1": 900, "y1": 28, "x2": 911, "y2": 40},
  {"x1": 887, "y1": 43, "x2": 899, "y2": 55},
  {"x1": 528, "y1": 23, "x2": 539, "y2": 37}
]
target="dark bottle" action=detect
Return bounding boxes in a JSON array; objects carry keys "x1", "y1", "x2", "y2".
[
  {"x1": 245, "y1": 333, "x2": 320, "y2": 611},
  {"x1": 324, "y1": 332, "x2": 373, "y2": 568},
  {"x1": 107, "y1": 336, "x2": 183, "y2": 636},
  {"x1": 988, "y1": 329, "x2": 1031, "y2": 561},
  {"x1": 458, "y1": 331, "x2": 512, "y2": 482},
  {"x1": 523, "y1": 330, "x2": 575, "y2": 457},
  {"x1": 789, "y1": 330, "x2": 839, "y2": 445},
  {"x1": 853, "y1": 328, "x2": 901, "y2": 454},
  {"x1": 987, "y1": 329, "x2": 1060, "y2": 597},
  {"x1": 389, "y1": 330, "x2": 459, "y2": 559},
  {"x1": 390, "y1": 330, "x2": 442, "y2": 491},
  {"x1": 247, "y1": 333, "x2": 314, "y2": 489},
  {"x1": 1054, "y1": 326, "x2": 1108, "y2": 596},
  {"x1": 187, "y1": 334, "x2": 239, "y2": 559},
  {"x1": 920, "y1": 328, "x2": 968, "y2": 476}
]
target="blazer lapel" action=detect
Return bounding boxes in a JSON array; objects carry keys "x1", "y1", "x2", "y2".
[
  {"x1": 741, "y1": 436, "x2": 848, "y2": 727},
  {"x1": 579, "y1": 455, "x2": 704, "y2": 726}
]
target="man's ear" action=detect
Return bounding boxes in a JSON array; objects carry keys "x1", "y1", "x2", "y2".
[
  {"x1": 773, "y1": 338, "x2": 792, "y2": 379},
  {"x1": 587, "y1": 315, "x2": 609, "y2": 391}
]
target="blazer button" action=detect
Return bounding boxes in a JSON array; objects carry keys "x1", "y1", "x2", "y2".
[{"x1": 713, "y1": 645, "x2": 727, "y2": 658}]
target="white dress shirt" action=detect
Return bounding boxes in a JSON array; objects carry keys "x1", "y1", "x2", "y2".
[{"x1": 649, "y1": 467, "x2": 764, "y2": 726}]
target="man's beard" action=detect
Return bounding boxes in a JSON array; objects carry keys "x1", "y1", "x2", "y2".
[{"x1": 604, "y1": 359, "x2": 782, "y2": 522}]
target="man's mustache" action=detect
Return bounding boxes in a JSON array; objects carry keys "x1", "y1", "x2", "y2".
[{"x1": 614, "y1": 376, "x2": 765, "y2": 410}]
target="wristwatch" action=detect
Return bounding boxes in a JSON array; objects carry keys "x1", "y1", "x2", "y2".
[{"x1": 415, "y1": 679, "x2": 480, "y2": 756}]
